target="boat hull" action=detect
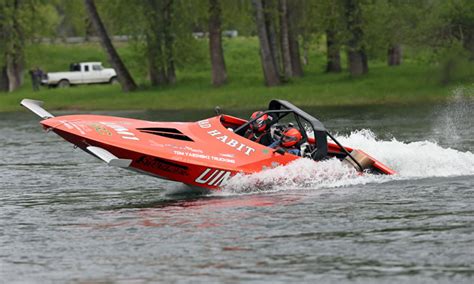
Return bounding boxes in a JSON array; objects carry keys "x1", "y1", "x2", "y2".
[
  {"x1": 40, "y1": 114, "x2": 300, "y2": 190},
  {"x1": 21, "y1": 98, "x2": 395, "y2": 191}
]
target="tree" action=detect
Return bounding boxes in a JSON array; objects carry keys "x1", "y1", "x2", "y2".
[
  {"x1": 134, "y1": 0, "x2": 176, "y2": 86},
  {"x1": 445, "y1": 0, "x2": 474, "y2": 59},
  {"x1": 0, "y1": 66, "x2": 7, "y2": 92},
  {"x1": 221, "y1": 0, "x2": 254, "y2": 36},
  {"x1": 279, "y1": 0, "x2": 292, "y2": 79},
  {"x1": 141, "y1": 0, "x2": 169, "y2": 86},
  {"x1": 298, "y1": 0, "x2": 344, "y2": 72},
  {"x1": 209, "y1": 0, "x2": 227, "y2": 86},
  {"x1": 361, "y1": 0, "x2": 411, "y2": 67},
  {"x1": 0, "y1": 2, "x2": 8, "y2": 92},
  {"x1": 387, "y1": 44, "x2": 402, "y2": 66},
  {"x1": 251, "y1": 0, "x2": 303, "y2": 84},
  {"x1": 143, "y1": 0, "x2": 166, "y2": 86},
  {"x1": 414, "y1": 0, "x2": 474, "y2": 62},
  {"x1": 83, "y1": 0, "x2": 137, "y2": 92},
  {"x1": 287, "y1": 0, "x2": 304, "y2": 77},
  {"x1": 324, "y1": 0, "x2": 343, "y2": 72},
  {"x1": 411, "y1": 0, "x2": 474, "y2": 83},
  {"x1": 0, "y1": 0, "x2": 24, "y2": 92},
  {"x1": 163, "y1": 0, "x2": 176, "y2": 84},
  {"x1": 263, "y1": 0, "x2": 281, "y2": 77},
  {"x1": 326, "y1": 28, "x2": 342, "y2": 72},
  {"x1": 1, "y1": 0, "x2": 62, "y2": 92},
  {"x1": 344, "y1": 0, "x2": 368, "y2": 76},
  {"x1": 252, "y1": 0, "x2": 281, "y2": 86},
  {"x1": 53, "y1": 0, "x2": 86, "y2": 38}
]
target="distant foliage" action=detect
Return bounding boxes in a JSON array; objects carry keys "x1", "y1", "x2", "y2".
[{"x1": 2, "y1": 0, "x2": 474, "y2": 91}]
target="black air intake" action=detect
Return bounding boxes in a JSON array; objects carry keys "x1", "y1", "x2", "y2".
[{"x1": 137, "y1": 127, "x2": 194, "y2": 142}]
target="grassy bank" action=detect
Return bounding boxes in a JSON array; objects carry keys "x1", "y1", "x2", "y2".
[{"x1": 1, "y1": 38, "x2": 472, "y2": 112}]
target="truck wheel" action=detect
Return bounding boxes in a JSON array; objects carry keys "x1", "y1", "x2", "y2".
[
  {"x1": 110, "y1": 77, "x2": 119, "y2": 84},
  {"x1": 58, "y1": 80, "x2": 70, "y2": 88}
]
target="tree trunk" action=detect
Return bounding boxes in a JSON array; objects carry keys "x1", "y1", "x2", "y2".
[
  {"x1": 344, "y1": 0, "x2": 368, "y2": 76},
  {"x1": 163, "y1": 0, "x2": 176, "y2": 84},
  {"x1": 252, "y1": 0, "x2": 281, "y2": 86},
  {"x1": 83, "y1": 0, "x2": 137, "y2": 91},
  {"x1": 287, "y1": 1, "x2": 303, "y2": 77},
  {"x1": 6, "y1": 56, "x2": 22, "y2": 91},
  {"x1": 388, "y1": 44, "x2": 402, "y2": 66},
  {"x1": 0, "y1": 4, "x2": 7, "y2": 92},
  {"x1": 279, "y1": 0, "x2": 292, "y2": 79},
  {"x1": 263, "y1": 0, "x2": 281, "y2": 77},
  {"x1": 326, "y1": 29, "x2": 341, "y2": 73},
  {"x1": 288, "y1": 33, "x2": 303, "y2": 77},
  {"x1": 147, "y1": 34, "x2": 167, "y2": 86},
  {"x1": 148, "y1": 59, "x2": 160, "y2": 86},
  {"x1": 209, "y1": 0, "x2": 227, "y2": 86},
  {"x1": 347, "y1": 51, "x2": 365, "y2": 75},
  {"x1": 362, "y1": 50, "x2": 368, "y2": 73},
  {"x1": 0, "y1": 66, "x2": 8, "y2": 92},
  {"x1": 144, "y1": 0, "x2": 166, "y2": 86},
  {"x1": 5, "y1": 0, "x2": 24, "y2": 92}
]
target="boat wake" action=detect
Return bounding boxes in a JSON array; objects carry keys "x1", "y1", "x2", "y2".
[{"x1": 220, "y1": 130, "x2": 474, "y2": 194}]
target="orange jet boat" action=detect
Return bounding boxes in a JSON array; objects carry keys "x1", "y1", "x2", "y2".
[{"x1": 21, "y1": 99, "x2": 395, "y2": 190}]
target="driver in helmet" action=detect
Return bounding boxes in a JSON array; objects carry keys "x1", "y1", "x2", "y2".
[
  {"x1": 244, "y1": 111, "x2": 274, "y2": 146},
  {"x1": 269, "y1": 127, "x2": 302, "y2": 156}
]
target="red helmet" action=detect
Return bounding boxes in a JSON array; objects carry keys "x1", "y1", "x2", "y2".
[
  {"x1": 281, "y1": 128, "x2": 302, "y2": 147},
  {"x1": 249, "y1": 111, "x2": 269, "y2": 132}
]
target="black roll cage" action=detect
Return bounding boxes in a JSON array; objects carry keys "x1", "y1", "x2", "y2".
[{"x1": 234, "y1": 100, "x2": 363, "y2": 170}]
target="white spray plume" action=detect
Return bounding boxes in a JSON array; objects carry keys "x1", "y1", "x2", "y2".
[{"x1": 221, "y1": 130, "x2": 474, "y2": 194}]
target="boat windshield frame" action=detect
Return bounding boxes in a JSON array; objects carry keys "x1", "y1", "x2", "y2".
[{"x1": 234, "y1": 100, "x2": 329, "y2": 161}]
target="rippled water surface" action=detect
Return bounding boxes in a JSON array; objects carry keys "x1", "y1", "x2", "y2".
[{"x1": 1, "y1": 97, "x2": 473, "y2": 283}]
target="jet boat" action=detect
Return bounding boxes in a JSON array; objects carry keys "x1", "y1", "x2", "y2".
[{"x1": 21, "y1": 99, "x2": 395, "y2": 190}]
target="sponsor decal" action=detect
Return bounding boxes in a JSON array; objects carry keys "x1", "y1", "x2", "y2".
[
  {"x1": 207, "y1": 129, "x2": 255, "y2": 156},
  {"x1": 149, "y1": 140, "x2": 204, "y2": 153},
  {"x1": 59, "y1": 120, "x2": 74, "y2": 130},
  {"x1": 136, "y1": 156, "x2": 188, "y2": 176},
  {"x1": 174, "y1": 150, "x2": 235, "y2": 164},
  {"x1": 198, "y1": 119, "x2": 212, "y2": 129},
  {"x1": 89, "y1": 123, "x2": 112, "y2": 136},
  {"x1": 198, "y1": 119, "x2": 255, "y2": 156},
  {"x1": 195, "y1": 168, "x2": 232, "y2": 187},
  {"x1": 65, "y1": 121, "x2": 86, "y2": 135},
  {"x1": 220, "y1": 153, "x2": 235, "y2": 158},
  {"x1": 100, "y1": 122, "x2": 139, "y2": 141},
  {"x1": 184, "y1": 146, "x2": 204, "y2": 153}
]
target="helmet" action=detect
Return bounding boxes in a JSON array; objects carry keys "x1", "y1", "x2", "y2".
[
  {"x1": 281, "y1": 128, "x2": 302, "y2": 147},
  {"x1": 249, "y1": 111, "x2": 269, "y2": 132}
]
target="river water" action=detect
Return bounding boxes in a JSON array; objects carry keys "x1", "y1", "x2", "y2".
[{"x1": 1, "y1": 95, "x2": 473, "y2": 283}]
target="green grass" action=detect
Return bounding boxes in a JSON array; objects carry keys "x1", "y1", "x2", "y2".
[{"x1": 1, "y1": 37, "x2": 472, "y2": 112}]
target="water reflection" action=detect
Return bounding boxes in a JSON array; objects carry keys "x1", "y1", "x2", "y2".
[{"x1": 86, "y1": 192, "x2": 302, "y2": 230}]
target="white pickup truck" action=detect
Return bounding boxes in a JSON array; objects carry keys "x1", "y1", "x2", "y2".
[{"x1": 41, "y1": 62, "x2": 117, "y2": 87}]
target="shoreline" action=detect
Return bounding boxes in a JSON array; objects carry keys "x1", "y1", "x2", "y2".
[{"x1": 2, "y1": 94, "x2": 465, "y2": 114}]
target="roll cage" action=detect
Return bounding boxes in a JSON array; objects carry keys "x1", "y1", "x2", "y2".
[{"x1": 234, "y1": 100, "x2": 363, "y2": 170}]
